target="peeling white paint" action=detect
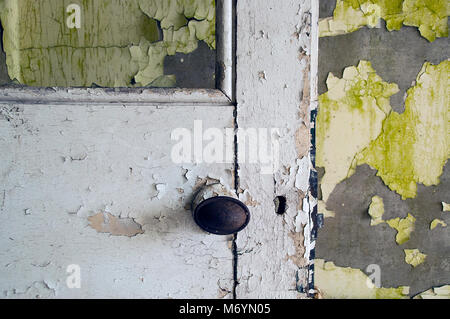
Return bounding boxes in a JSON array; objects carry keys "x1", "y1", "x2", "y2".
[
  {"x1": 295, "y1": 156, "x2": 311, "y2": 193},
  {"x1": 0, "y1": 104, "x2": 235, "y2": 298},
  {"x1": 236, "y1": 0, "x2": 317, "y2": 298}
]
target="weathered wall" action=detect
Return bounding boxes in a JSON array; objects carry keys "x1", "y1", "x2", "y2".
[{"x1": 315, "y1": 0, "x2": 449, "y2": 299}]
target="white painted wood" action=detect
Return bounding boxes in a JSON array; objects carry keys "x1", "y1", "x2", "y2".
[
  {"x1": 0, "y1": 87, "x2": 232, "y2": 106},
  {"x1": 235, "y1": 0, "x2": 317, "y2": 298},
  {"x1": 216, "y1": 0, "x2": 235, "y2": 101},
  {"x1": 0, "y1": 104, "x2": 235, "y2": 298}
]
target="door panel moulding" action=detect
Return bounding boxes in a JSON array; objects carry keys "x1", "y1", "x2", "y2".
[{"x1": 0, "y1": 0, "x2": 235, "y2": 107}]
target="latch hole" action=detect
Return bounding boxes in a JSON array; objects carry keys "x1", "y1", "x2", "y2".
[{"x1": 274, "y1": 196, "x2": 287, "y2": 215}]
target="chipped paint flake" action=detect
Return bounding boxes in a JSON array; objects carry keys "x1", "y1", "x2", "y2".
[
  {"x1": 319, "y1": 0, "x2": 449, "y2": 42},
  {"x1": 368, "y1": 195, "x2": 384, "y2": 226},
  {"x1": 404, "y1": 249, "x2": 427, "y2": 267},
  {"x1": 386, "y1": 213, "x2": 416, "y2": 245},
  {"x1": 295, "y1": 156, "x2": 311, "y2": 193},
  {"x1": 88, "y1": 212, "x2": 144, "y2": 237},
  {"x1": 315, "y1": 259, "x2": 410, "y2": 299},
  {"x1": 430, "y1": 219, "x2": 447, "y2": 230},
  {"x1": 443, "y1": 202, "x2": 450, "y2": 212}
]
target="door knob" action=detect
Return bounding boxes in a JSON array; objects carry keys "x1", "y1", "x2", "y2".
[{"x1": 192, "y1": 184, "x2": 250, "y2": 235}]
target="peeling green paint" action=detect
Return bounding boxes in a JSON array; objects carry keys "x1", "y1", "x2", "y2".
[
  {"x1": 0, "y1": 0, "x2": 215, "y2": 87},
  {"x1": 368, "y1": 195, "x2": 385, "y2": 225},
  {"x1": 319, "y1": 0, "x2": 449, "y2": 42},
  {"x1": 315, "y1": 259, "x2": 410, "y2": 299},
  {"x1": 404, "y1": 249, "x2": 427, "y2": 267},
  {"x1": 317, "y1": 61, "x2": 399, "y2": 202},
  {"x1": 386, "y1": 213, "x2": 416, "y2": 245},
  {"x1": 430, "y1": 219, "x2": 447, "y2": 230},
  {"x1": 357, "y1": 60, "x2": 450, "y2": 199},
  {"x1": 317, "y1": 60, "x2": 450, "y2": 202}
]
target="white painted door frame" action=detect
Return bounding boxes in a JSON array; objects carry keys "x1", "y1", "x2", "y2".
[{"x1": 234, "y1": 0, "x2": 318, "y2": 298}]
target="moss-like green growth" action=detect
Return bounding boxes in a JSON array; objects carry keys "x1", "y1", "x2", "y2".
[
  {"x1": 318, "y1": 60, "x2": 449, "y2": 202},
  {"x1": 317, "y1": 61, "x2": 399, "y2": 202},
  {"x1": 0, "y1": 0, "x2": 216, "y2": 87},
  {"x1": 319, "y1": 0, "x2": 449, "y2": 42},
  {"x1": 357, "y1": 61, "x2": 449, "y2": 199}
]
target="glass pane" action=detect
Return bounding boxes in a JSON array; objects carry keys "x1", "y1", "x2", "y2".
[{"x1": 0, "y1": 0, "x2": 216, "y2": 88}]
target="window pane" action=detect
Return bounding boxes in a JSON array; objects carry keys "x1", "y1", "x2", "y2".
[{"x1": 0, "y1": 0, "x2": 216, "y2": 88}]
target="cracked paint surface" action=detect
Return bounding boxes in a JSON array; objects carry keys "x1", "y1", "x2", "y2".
[
  {"x1": 0, "y1": 0, "x2": 215, "y2": 87},
  {"x1": 319, "y1": 0, "x2": 449, "y2": 42},
  {"x1": 315, "y1": 259, "x2": 410, "y2": 299},
  {"x1": 235, "y1": 0, "x2": 317, "y2": 298},
  {"x1": 0, "y1": 104, "x2": 235, "y2": 298}
]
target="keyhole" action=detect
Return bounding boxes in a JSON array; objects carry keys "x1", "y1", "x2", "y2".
[{"x1": 274, "y1": 196, "x2": 287, "y2": 215}]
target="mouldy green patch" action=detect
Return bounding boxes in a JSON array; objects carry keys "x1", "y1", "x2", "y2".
[
  {"x1": 317, "y1": 61, "x2": 399, "y2": 203},
  {"x1": 0, "y1": 0, "x2": 215, "y2": 87},
  {"x1": 368, "y1": 195, "x2": 385, "y2": 225},
  {"x1": 386, "y1": 213, "x2": 416, "y2": 245},
  {"x1": 357, "y1": 60, "x2": 450, "y2": 199},
  {"x1": 404, "y1": 249, "x2": 427, "y2": 267},
  {"x1": 319, "y1": 0, "x2": 449, "y2": 42},
  {"x1": 315, "y1": 259, "x2": 410, "y2": 299},
  {"x1": 318, "y1": 60, "x2": 449, "y2": 203}
]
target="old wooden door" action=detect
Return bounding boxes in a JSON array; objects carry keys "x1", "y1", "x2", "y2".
[{"x1": 0, "y1": 0, "x2": 317, "y2": 298}]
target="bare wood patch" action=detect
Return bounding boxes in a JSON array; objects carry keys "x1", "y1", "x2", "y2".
[{"x1": 88, "y1": 212, "x2": 144, "y2": 237}]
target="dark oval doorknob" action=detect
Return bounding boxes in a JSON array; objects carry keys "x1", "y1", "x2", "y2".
[{"x1": 192, "y1": 184, "x2": 250, "y2": 235}]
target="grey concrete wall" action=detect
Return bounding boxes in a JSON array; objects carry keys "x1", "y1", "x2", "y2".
[{"x1": 316, "y1": 0, "x2": 449, "y2": 297}]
